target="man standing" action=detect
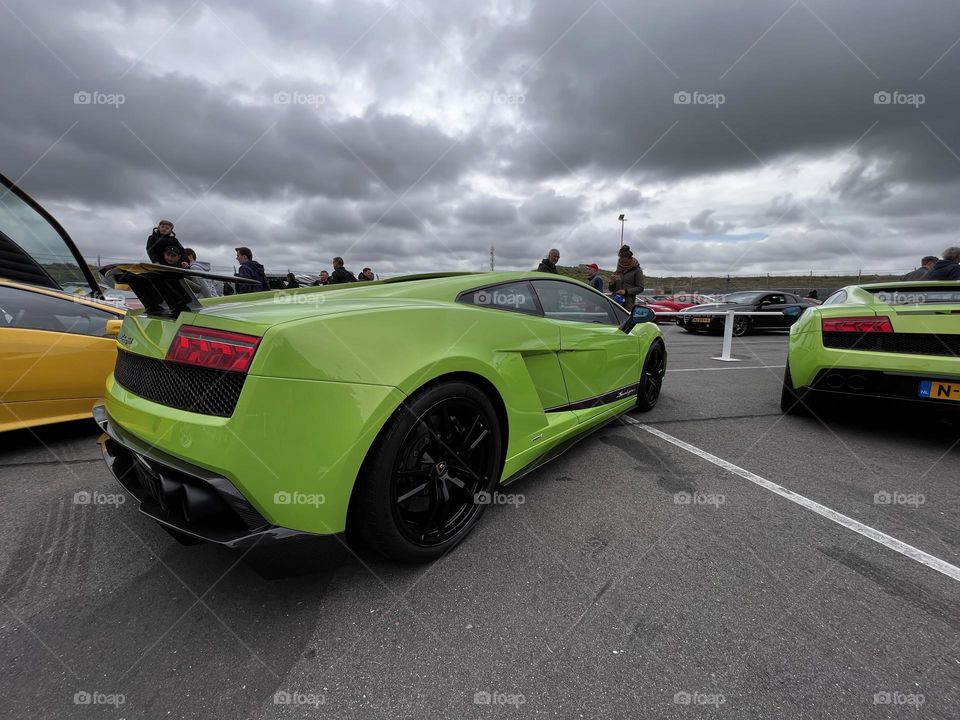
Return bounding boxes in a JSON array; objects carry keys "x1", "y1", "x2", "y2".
[
  {"x1": 586, "y1": 263, "x2": 604, "y2": 292},
  {"x1": 234, "y1": 246, "x2": 269, "y2": 293},
  {"x1": 608, "y1": 245, "x2": 644, "y2": 311},
  {"x1": 314, "y1": 270, "x2": 330, "y2": 286},
  {"x1": 146, "y1": 219, "x2": 185, "y2": 264},
  {"x1": 537, "y1": 248, "x2": 560, "y2": 273},
  {"x1": 357, "y1": 267, "x2": 375, "y2": 281},
  {"x1": 901, "y1": 256, "x2": 938, "y2": 280},
  {"x1": 924, "y1": 248, "x2": 960, "y2": 280},
  {"x1": 329, "y1": 256, "x2": 357, "y2": 284}
]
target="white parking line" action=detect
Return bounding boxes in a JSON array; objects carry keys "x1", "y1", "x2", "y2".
[
  {"x1": 668, "y1": 365, "x2": 785, "y2": 373},
  {"x1": 626, "y1": 420, "x2": 960, "y2": 584}
]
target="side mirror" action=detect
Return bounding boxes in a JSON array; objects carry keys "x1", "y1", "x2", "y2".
[
  {"x1": 105, "y1": 319, "x2": 123, "y2": 338},
  {"x1": 621, "y1": 305, "x2": 655, "y2": 333}
]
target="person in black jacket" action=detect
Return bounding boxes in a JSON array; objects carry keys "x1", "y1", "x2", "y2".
[
  {"x1": 329, "y1": 256, "x2": 357, "y2": 284},
  {"x1": 234, "y1": 246, "x2": 269, "y2": 293},
  {"x1": 537, "y1": 248, "x2": 560, "y2": 273},
  {"x1": 285, "y1": 272, "x2": 300, "y2": 288},
  {"x1": 146, "y1": 220, "x2": 186, "y2": 265},
  {"x1": 926, "y1": 247, "x2": 960, "y2": 280}
]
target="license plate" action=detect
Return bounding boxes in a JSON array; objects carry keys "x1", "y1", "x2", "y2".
[
  {"x1": 918, "y1": 380, "x2": 960, "y2": 401},
  {"x1": 692, "y1": 317, "x2": 711, "y2": 324}
]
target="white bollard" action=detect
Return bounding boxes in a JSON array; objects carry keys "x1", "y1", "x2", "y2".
[{"x1": 711, "y1": 309, "x2": 741, "y2": 362}]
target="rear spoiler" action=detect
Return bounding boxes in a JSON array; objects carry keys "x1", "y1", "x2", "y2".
[{"x1": 103, "y1": 263, "x2": 257, "y2": 318}]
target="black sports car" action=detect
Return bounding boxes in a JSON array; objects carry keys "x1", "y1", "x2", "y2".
[{"x1": 677, "y1": 291, "x2": 817, "y2": 336}]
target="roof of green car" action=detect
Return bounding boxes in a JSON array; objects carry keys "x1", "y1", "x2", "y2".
[
  {"x1": 191, "y1": 271, "x2": 594, "y2": 326},
  {"x1": 203, "y1": 270, "x2": 589, "y2": 306}
]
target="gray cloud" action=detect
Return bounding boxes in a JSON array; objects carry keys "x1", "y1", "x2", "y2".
[{"x1": 1, "y1": 0, "x2": 959, "y2": 277}]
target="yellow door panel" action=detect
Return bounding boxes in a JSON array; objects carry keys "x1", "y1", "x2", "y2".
[
  {"x1": 0, "y1": 398, "x2": 101, "y2": 432},
  {"x1": 0, "y1": 328, "x2": 117, "y2": 403}
]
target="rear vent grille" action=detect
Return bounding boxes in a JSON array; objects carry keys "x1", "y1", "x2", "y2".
[
  {"x1": 823, "y1": 332, "x2": 960, "y2": 357},
  {"x1": 113, "y1": 350, "x2": 246, "y2": 417}
]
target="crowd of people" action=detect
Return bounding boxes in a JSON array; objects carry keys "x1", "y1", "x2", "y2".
[
  {"x1": 902, "y1": 247, "x2": 960, "y2": 280},
  {"x1": 536, "y1": 245, "x2": 645, "y2": 309},
  {"x1": 144, "y1": 220, "x2": 379, "y2": 296},
  {"x1": 145, "y1": 219, "x2": 960, "y2": 303}
]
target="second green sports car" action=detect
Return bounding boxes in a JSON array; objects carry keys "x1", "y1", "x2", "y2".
[
  {"x1": 781, "y1": 281, "x2": 960, "y2": 415},
  {"x1": 95, "y1": 267, "x2": 666, "y2": 562}
]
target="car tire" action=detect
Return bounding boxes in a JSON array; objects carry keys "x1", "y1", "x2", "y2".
[
  {"x1": 355, "y1": 381, "x2": 503, "y2": 563},
  {"x1": 731, "y1": 316, "x2": 751, "y2": 337},
  {"x1": 780, "y1": 363, "x2": 811, "y2": 416},
  {"x1": 636, "y1": 340, "x2": 666, "y2": 412}
]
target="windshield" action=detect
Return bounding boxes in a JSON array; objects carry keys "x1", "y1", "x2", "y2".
[
  {"x1": 0, "y1": 177, "x2": 94, "y2": 294},
  {"x1": 719, "y1": 291, "x2": 763, "y2": 304}
]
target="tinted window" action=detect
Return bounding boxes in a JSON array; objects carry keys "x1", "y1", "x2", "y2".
[
  {"x1": 458, "y1": 281, "x2": 539, "y2": 315},
  {"x1": 532, "y1": 280, "x2": 618, "y2": 325},
  {"x1": 761, "y1": 294, "x2": 787, "y2": 305},
  {"x1": 721, "y1": 291, "x2": 763, "y2": 304},
  {"x1": 0, "y1": 285, "x2": 116, "y2": 336}
]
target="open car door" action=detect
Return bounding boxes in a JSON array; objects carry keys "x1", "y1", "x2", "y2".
[{"x1": 0, "y1": 171, "x2": 103, "y2": 298}]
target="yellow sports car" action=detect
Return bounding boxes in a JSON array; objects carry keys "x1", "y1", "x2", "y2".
[{"x1": 0, "y1": 173, "x2": 124, "y2": 432}]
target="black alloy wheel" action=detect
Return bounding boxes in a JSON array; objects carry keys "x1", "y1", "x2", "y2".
[
  {"x1": 636, "y1": 341, "x2": 666, "y2": 412},
  {"x1": 356, "y1": 381, "x2": 502, "y2": 563}
]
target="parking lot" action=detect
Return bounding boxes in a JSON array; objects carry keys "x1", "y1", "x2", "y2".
[{"x1": 1, "y1": 326, "x2": 958, "y2": 719}]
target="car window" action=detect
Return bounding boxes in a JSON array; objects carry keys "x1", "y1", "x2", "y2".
[
  {"x1": 822, "y1": 290, "x2": 847, "y2": 305},
  {"x1": 457, "y1": 281, "x2": 540, "y2": 316},
  {"x1": 0, "y1": 285, "x2": 115, "y2": 336},
  {"x1": 532, "y1": 280, "x2": 618, "y2": 325},
  {"x1": 762, "y1": 294, "x2": 787, "y2": 305},
  {"x1": 0, "y1": 185, "x2": 91, "y2": 292}
]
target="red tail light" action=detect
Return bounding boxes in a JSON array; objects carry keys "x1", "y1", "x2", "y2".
[
  {"x1": 166, "y1": 326, "x2": 261, "y2": 373},
  {"x1": 822, "y1": 317, "x2": 894, "y2": 333}
]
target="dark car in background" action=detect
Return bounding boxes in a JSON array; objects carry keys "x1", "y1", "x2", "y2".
[{"x1": 677, "y1": 291, "x2": 818, "y2": 336}]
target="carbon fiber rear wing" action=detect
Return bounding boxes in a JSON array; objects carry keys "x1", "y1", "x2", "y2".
[{"x1": 103, "y1": 263, "x2": 257, "y2": 317}]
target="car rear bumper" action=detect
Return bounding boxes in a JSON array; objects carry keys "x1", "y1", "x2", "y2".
[
  {"x1": 94, "y1": 404, "x2": 322, "y2": 548},
  {"x1": 803, "y1": 368, "x2": 960, "y2": 407}
]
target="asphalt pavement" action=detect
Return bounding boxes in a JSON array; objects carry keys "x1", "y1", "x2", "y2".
[{"x1": 1, "y1": 325, "x2": 958, "y2": 719}]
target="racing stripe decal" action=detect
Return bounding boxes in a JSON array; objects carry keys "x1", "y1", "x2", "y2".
[{"x1": 544, "y1": 382, "x2": 641, "y2": 413}]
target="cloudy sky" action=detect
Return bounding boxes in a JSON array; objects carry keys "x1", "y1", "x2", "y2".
[{"x1": 2, "y1": 0, "x2": 960, "y2": 277}]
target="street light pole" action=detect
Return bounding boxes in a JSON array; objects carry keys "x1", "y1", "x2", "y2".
[{"x1": 618, "y1": 214, "x2": 626, "y2": 251}]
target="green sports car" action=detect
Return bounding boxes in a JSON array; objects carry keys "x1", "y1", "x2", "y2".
[
  {"x1": 781, "y1": 281, "x2": 960, "y2": 415},
  {"x1": 95, "y1": 267, "x2": 666, "y2": 562}
]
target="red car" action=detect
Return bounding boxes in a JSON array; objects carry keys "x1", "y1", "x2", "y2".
[{"x1": 640, "y1": 294, "x2": 710, "y2": 323}]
